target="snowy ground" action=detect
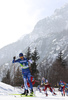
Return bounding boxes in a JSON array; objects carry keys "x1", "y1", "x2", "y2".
[{"x1": 0, "y1": 82, "x2": 68, "y2": 100}]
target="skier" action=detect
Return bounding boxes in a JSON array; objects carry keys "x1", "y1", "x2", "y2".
[
  {"x1": 27, "y1": 75, "x2": 35, "y2": 87},
  {"x1": 59, "y1": 80, "x2": 66, "y2": 96},
  {"x1": 65, "y1": 83, "x2": 68, "y2": 96},
  {"x1": 12, "y1": 53, "x2": 34, "y2": 96},
  {"x1": 41, "y1": 77, "x2": 56, "y2": 96}
]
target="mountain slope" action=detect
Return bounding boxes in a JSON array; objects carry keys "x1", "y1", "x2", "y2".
[{"x1": 0, "y1": 3, "x2": 68, "y2": 80}]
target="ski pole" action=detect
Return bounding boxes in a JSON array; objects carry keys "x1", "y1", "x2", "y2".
[
  {"x1": 13, "y1": 56, "x2": 16, "y2": 90},
  {"x1": 14, "y1": 63, "x2": 15, "y2": 90}
]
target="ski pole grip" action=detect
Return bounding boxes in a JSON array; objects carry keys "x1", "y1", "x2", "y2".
[{"x1": 13, "y1": 56, "x2": 16, "y2": 60}]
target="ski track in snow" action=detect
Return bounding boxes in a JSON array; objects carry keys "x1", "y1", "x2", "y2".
[{"x1": 0, "y1": 82, "x2": 68, "y2": 100}]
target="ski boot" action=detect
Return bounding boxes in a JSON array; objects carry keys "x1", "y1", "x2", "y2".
[
  {"x1": 25, "y1": 90, "x2": 29, "y2": 96},
  {"x1": 30, "y1": 89, "x2": 34, "y2": 96},
  {"x1": 45, "y1": 93, "x2": 48, "y2": 96},
  {"x1": 64, "y1": 94, "x2": 65, "y2": 96},
  {"x1": 53, "y1": 92, "x2": 57, "y2": 95},
  {"x1": 21, "y1": 90, "x2": 26, "y2": 95},
  {"x1": 21, "y1": 90, "x2": 29, "y2": 96},
  {"x1": 62, "y1": 93, "x2": 63, "y2": 96}
]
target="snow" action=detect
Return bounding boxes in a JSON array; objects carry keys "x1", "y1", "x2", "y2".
[
  {"x1": 5, "y1": 63, "x2": 9, "y2": 66},
  {"x1": 52, "y1": 39, "x2": 56, "y2": 42},
  {"x1": 0, "y1": 82, "x2": 68, "y2": 100}
]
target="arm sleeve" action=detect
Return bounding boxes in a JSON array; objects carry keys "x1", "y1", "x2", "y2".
[
  {"x1": 46, "y1": 79, "x2": 48, "y2": 83},
  {"x1": 41, "y1": 81, "x2": 43, "y2": 85},
  {"x1": 12, "y1": 59, "x2": 20, "y2": 63},
  {"x1": 28, "y1": 59, "x2": 33, "y2": 64}
]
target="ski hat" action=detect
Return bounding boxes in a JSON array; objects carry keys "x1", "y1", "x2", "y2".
[
  {"x1": 19, "y1": 53, "x2": 23, "y2": 57},
  {"x1": 42, "y1": 77, "x2": 45, "y2": 81},
  {"x1": 60, "y1": 80, "x2": 62, "y2": 82},
  {"x1": 66, "y1": 83, "x2": 68, "y2": 86}
]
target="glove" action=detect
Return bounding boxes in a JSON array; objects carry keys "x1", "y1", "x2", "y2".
[{"x1": 13, "y1": 56, "x2": 16, "y2": 60}]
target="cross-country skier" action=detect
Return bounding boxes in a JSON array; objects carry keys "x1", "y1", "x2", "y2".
[
  {"x1": 27, "y1": 75, "x2": 35, "y2": 87},
  {"x1": 65, "y1": 83, "x2": 68, "y2": 96},
  {"x1": 12, "y1": 53, "x2": 34, "y2": 96},
  {"x1": 59, "y1": 80, "x2": 66, "y2": 96},
  {"x1": 41, "y1": 77, "x2": 56, "y2": 96}
]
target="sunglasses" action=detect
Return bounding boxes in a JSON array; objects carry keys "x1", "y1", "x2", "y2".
[{"x1": 20, "y1": 56, "x2": 23, "y2": 58}]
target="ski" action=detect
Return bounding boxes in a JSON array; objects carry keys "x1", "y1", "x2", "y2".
[{"x1": 9, "y1": 93, "x2": 36, "y2": 97}]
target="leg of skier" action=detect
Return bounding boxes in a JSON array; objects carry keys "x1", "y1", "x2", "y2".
[
  {"x1": 66, "y1": 89, "x2": 68, "y2": 96},
  {"x1": 37, "y1": 85, "x2": 41, "y2": 93},
  {"x1": 21, "y1": 76, "x2": 29, "y2": 96},
  {"x1": 44, "y1": 85, "x2": 48, "y2": 96},
  {"x1": 48, "y1": 85, "x2": 56, "y2": 95},
  {"x1": 63, "y1": 87, "x2": 65, "y2": 96},
  {"x1": 61, "y1": 87, "x2": 63, "y2": 96},
  {"x1": 27, "y1": 73, "x2": 33, "y2": 96}
]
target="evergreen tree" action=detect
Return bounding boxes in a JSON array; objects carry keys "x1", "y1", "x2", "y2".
[
  {"x1": 32, "y1": 47, "x2": 39, "y2": 63},
  {"x1": 14, "y1": 67, "x2": 23, "y2": 86},
  {"x1": 48, "y1": 51, "x2": 68, "y2": 87},
  {"x1": 31, "y1": 47, "x2": 40, "y2": 83},
  {"x1": 26, "y1": 47, "x2": 31, "y2": 60},
  {"x1": 57, "y1": 51, "x2": 63, "y2": 61},
  {"x1": 57, "y1": 51, "x2": 67, "y2": 68},
  {"x1": 2, "y1": 69, "x2": 10, "y2": 84}
]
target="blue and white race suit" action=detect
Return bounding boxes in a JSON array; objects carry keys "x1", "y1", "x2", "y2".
[{"x1": 12, "y1": 58, "x2": 33, "y2": 90}]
